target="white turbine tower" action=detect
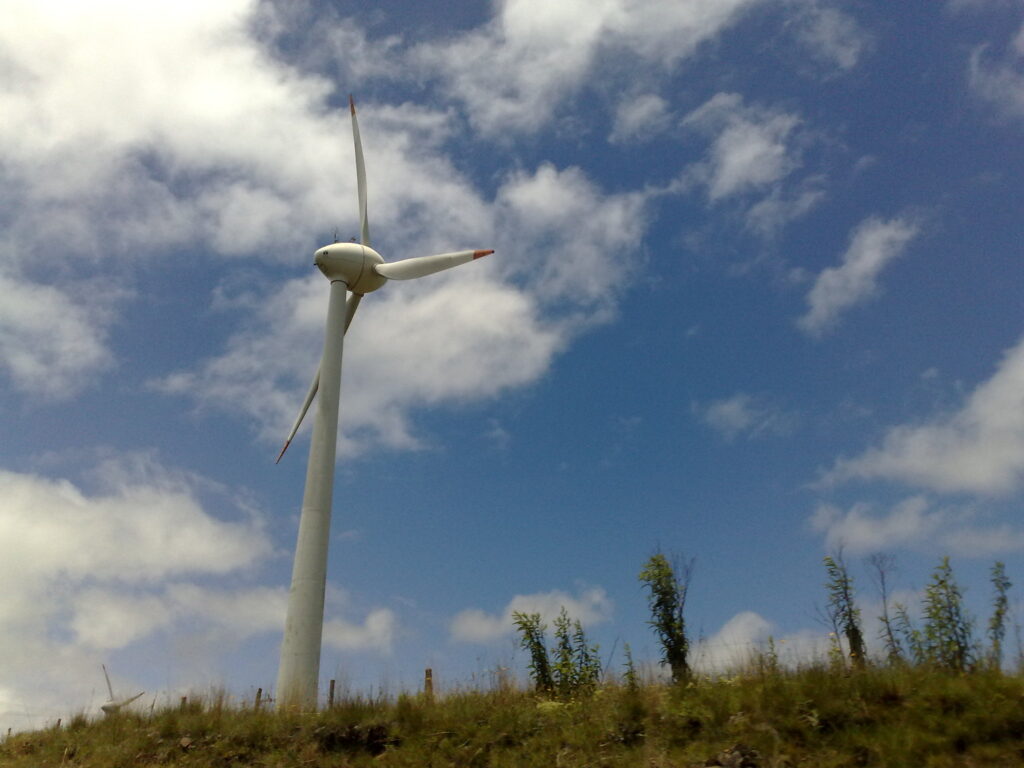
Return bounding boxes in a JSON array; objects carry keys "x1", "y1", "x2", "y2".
[{"x1": 274, "y1": 97, "x2": 493, "y2": 709}]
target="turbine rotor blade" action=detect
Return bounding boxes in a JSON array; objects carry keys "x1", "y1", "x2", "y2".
[
  {"x1": 374, "y1": 249, "x2": 493, "y2": 281},
  {"x1": 102, "y1": 664, "x2": 114, "y2": 700},
  {"x1": 276, "y1": 293, "x2": 362, "y2": 464},
  {"x1": 276, "y1": 366, "x2": 320, "y2": 464},
  {"x1": 350, "y1": 95, "x2": 370, "y2": 247},
  {"x1": 344, "y1": 292, "x2": 362, "y2": 332}
]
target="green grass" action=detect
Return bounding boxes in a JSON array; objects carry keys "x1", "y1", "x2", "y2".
[{"x1": 4, "y1": 665, "x2": 1024, "y2": 767}]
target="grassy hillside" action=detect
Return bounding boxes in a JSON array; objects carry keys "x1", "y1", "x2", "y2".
[{"x1": 4, "y1": 664, "x2": 1024, "y2": 767}]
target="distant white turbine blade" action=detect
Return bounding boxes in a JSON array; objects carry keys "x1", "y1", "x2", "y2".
[
  {"x1": 350, "y1": 95, "x2": 370, "y2": 247},
  {"x1": 276, "y1": 293, "x2": 362, "y2": 464},
  {"x1": 102, "y1": 664, "x2": 114, "y2": 700},
  {"x1": 374, "y1": 249, "x2": 493, "y2": 281}
]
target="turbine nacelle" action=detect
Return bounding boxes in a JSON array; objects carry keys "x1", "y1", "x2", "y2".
[
  {"x1": 315, "y1": 242, "x2": 386, "y2": 293},
  {"x1": 314, "y1": 242, "x2": 495, "y2": 294}
]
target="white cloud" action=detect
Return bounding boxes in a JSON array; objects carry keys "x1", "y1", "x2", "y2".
[
  {"x1": 797, "y1": 215, "x2": 919, "y2": 336},
  {"x1": 0, "y1": 456, "x2": 393, "y2": 729},
  {"x1": 157, "y1": 274, "x2": 562, "y2": 452},
  {"x1": 610, "y1": 93, "x2": 673, "y2": 143},
  {"x1": 168, "y1": 584, "x2": 288, "y2": 638},
  {"x1": 692, "y1": 613, "x2": 841, "y2": 674},
  {"x1": 324, "y1": 608, "x2": 397, "y2": 652},
  {"x1": 675, "y1": 93, "x2": 823, "y2": 235},
  {"x1": 0, "y1": 465, "x2": 268, "y2": 585},
  {"x1": 0, "y1": 0, "x2": 344, "y2": 258},
  {"x1": 745, "y1": 180, "x2": 827, "y2": 237},
  {"x1": 0, "y1": 271, "x2": 114, "y2": 397},
  {"x1": 810, "y1": 496, "x2": 944, "y2": 553},
  {"x1": 70, "y1": 590, "x2": 176, "y2": 651},
  {"x1": 693, "y1": 611, "x2": 773, "y2": 673},
  {"x1": 413, "y1": 0, "x2": 765, "y2": 136},
  {"x1": 948, "y1": 0, "x2": 1020, "y2": 13},
  {"x1": 683, "y1": 93, "x2": 803, "y2": 201},
  {"x1": 0, "y1": 0, "x2": 350, "y2": 394},
  {"x1": 66, "y1": 581, "x2": 395, "y2": 654},
  {"x1": 810, "y1": 495, "x2": 1024, "y2": 555},
  {"x1": 0, "y1": 456, "x2": 267, "y2": 728},
  {"x1": 826, "y1": 334, "x2": 1024, "y2": 495},
  {"x1": 695, "y1": 393, "x2": 797, "y2": 440},
  {"x1": 969, "y1": 24, "x2": 1024, "y2": 120},
  {"x1": 484, "y1": 419, "x2": 512, "y2": 450},
  {"x1": 794, "y1": 2, "x2": 868, "y2": 71},
  {"x1": 0, "y1": 0, "x2": 654, "y2": 444},
  {"x1": 494, "y1": 163, "x2": 648, "y2": 312},
  {"x1": 0, "y1": 3, "x2": 508, "y2": 406},
  {"x1": 450, "y1": 587, "x2": 613, "y2": 643},
  {"x1": 157, "y1": 161, "x2": 648, "y2": 453}
]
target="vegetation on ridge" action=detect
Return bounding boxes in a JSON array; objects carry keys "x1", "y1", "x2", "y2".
[
  {"x1": 3, "y1": 553, "x2": 1022, "y2": 767},
  {"x1": 4, "y1": 665, "x2": 1024, "y2": 767}
]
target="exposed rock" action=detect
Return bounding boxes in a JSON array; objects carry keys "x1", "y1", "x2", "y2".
[{"x1": 704, "y1": 742, "x2": 761, "y2": 767}]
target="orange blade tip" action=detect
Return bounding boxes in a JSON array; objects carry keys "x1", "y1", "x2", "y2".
[
  {"x1": 275, "y1": 440, "x2": 291, "y2": 464},
  {"x1": 473, "y1": 250, "x2": 494, "y2": 259}
]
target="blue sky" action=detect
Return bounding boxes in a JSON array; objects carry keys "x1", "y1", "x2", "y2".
[{"x1": 2, "y1": 0, "x2": 1024, "y2": 728}]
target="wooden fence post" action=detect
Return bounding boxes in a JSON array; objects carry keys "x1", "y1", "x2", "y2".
[
  {"x1": 180, "y1": 696, "x2": 187, "y2": 712},
  {"x1": 254, "y1": 688, "x2": 262, "y2": 710},
  {"x1": 328, "y1": 679, "x2": 336, "y2": 709},
  {"x1": 424, "y1": 668, "x2": 434, "y2": 700}
]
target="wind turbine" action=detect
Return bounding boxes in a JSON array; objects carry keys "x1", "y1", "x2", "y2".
[
  {"x1": 274, "y1": 96, "x2": 493, "y2": 710},
  {"x1": 99, "y1": 664, "x2": 144, "y2": 715}
]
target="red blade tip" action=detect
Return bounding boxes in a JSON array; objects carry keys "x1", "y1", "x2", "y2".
[
  {"x1": 275, "y1": 440, "x2": 291, "y2": 464},
  {"x1": 349, "y1": 94, "x2": 356, "y2": 115},
  {"x1": 472, "y1": 250, "x2": 494, "y2": 259}
]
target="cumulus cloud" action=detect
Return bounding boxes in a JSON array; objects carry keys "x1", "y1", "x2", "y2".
[
  {"x1": 948, "y1": 0, "x2": 1021, "y2": 13},
  {"x1": 794, "y1": 2, "x2": 869, "y2": 71},
  {"x1": 968, "y1": 23, "x2": 1024, "y2": 120},
  {"x1": 324, "y1": 608, "x2": 398, "y2": 652},
  {"x1": 493, "y1": 163, "x2": 648, "y2": 312},
  {"x1": 0, "y1": 271, "x2": 114, "y2": 397},
  {"x1": 797, "y1": 215, "x2": 919, "y2": 336},
  {"x1": 826, "y1": 334, "x2": 1024, "y2": 495},
  {"x1": 691, "y1": 613, "x2": 833, "y2": 673},
  {"x1": 0, "y1": 0, "x2": 347, "y2": 259},
  {"x1": 745, "y1": 179, "x2": 827, "y2": 237},
  {"x1": 610, "y1": 93, "x2": 673, "y2": 143},
  {"x1": 0, "y1": 456, "x2": 391, "y2": 729},
  {"x1": 414, "y1": 0, "x2": 765, "y2": 136},
  {"x1": 0, "y1": 464, "x2": 269, "y2": 585},
  {"x1": 157, "y1": 161, "x2": 648, "y2": 453},
  {"x1": 450, "y1": 587, "x2": 613, "y2": 643},
  {"x1": 157, "y1": 273, "x2": 562, "y2": 451},
  {"x1": 0, "y1": 456, "x2": 264, "y2": 727},
  {"x1": 0, "y1": 0, "x2": 353, "y2": 394},
  {"x1": 66, "y1": 582, "x2": 395, "y2": 654},
  {"x1": 676, "y1": 93, "x2": 822, "y2": 235},
  {"x1": 1, "y1": 0, "x2": 656, "y2": 443},
  {"x1": 810, "y1": 496, "x2": 1024, "y2": 555},
  {"x1": 810, "y1": 496, "x2": 943, "y2": 553},
  {"x1": 694, "y1": 393, "x2": 798, "y2": 440},
  {"x1": 683, "y1": 93, "x2": 803, "y2": 201},
  {"x1": 693, "y1": 611, "x2": 773, "y2": 673}
]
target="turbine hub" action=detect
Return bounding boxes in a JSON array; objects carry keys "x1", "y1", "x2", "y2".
[{"x1": 314, "y1": 242, "x2": 386, "y2": 294}]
